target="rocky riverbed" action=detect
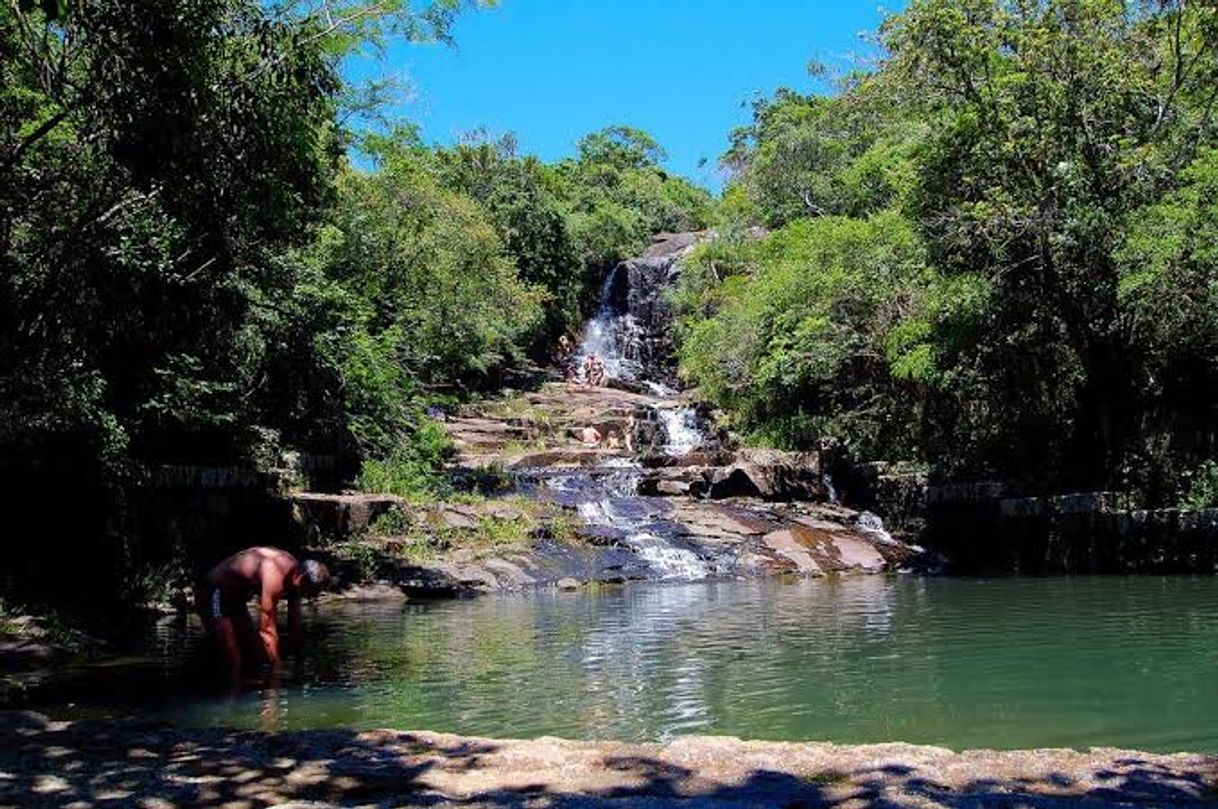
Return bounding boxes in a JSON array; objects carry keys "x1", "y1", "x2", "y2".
[
  {"x1": 301, "y1": 383, "x2": 929, "y2": 598},
  {"x1": 4, "y1": 710, "x2": 1216, "y2": 807}
]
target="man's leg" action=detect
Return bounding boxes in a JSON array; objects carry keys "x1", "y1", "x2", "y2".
[
  {"x1": 213, "y1": 616, "x2": 243, "y2": 682},
  {"x1": 230, "y1": 605, "x2": 264, "y2": 667},
  {"x1": 199, "y1": 588, "x2": 244, "y2": 685}
]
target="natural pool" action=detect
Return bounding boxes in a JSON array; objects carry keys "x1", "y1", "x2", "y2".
[{"x1": 27, "y1": 576, "x2": 1218, "y2": 752}]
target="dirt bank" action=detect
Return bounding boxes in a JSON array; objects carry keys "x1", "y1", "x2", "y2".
[{"x1": 3, "y1": 711, "x2": 1215, "y2": 807}]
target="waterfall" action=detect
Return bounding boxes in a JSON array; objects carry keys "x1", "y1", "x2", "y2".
[
  {"x1": 574, "y1": 246, "x2": 688, "y2": 387},
  {"x1": 658, "y1": 408, "x2": 703, "y2": 455},
  {"x1": 542, "y1": 462, "x2": 710, "y2": 581},
  {"x1": 822, "y1": 473, "x2": 839, "y2": 505},
  {"x1": 856, "y1": 511, "x2": 899, "y2": 545},
  {"x1": 556, "y1": 232, "x2": 722, "y2": 579},
  {"x1": 574, "y1": 263, "x2": 645, "y2": 383}
]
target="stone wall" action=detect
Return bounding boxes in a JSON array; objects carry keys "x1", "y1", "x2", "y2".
[
  {"x1": 817, "y1": 449, "x2": 1218, "y2": 573},
  {"x1": 924, "y1": 486, "x2": 1218, "y2": 574},
  {"x1": 121, "y1": 465, "x2": 303, "y2": 580}
]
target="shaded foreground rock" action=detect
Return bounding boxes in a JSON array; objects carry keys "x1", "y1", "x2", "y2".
[{"x1": 4, "y1": 710, "x2": 1216, "y2": 808}]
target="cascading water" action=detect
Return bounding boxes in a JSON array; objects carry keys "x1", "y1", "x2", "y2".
[
  {"x1": 658, "y1": 408, "x2": 703, "y2": 456},
  {"x1": 574, "y1": 239, "x2": 694, "y2": 388},
  {"x1": 856, "y1": 511, "x2": 899, "y2": 546},
  {"x1": 528, "y1": 462, "x2": 713, "y2": 581},
  {"x1": 574, "y1": 263, "x2": 645, "y2": 383},
  {"x1": 555, "y1": 235, "x2": 726, "y2": 580}
]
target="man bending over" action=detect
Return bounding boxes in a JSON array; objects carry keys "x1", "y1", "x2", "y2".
[{"x1": 196, "y1": 547, "x2": 330, "y2": 682}]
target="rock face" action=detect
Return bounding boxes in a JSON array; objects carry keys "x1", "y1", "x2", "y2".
[
  {"x1": 639, "y1": 448, "x2": 825, "y2": 502},
  {"x1": 6, "y1": 710, "x2": 1216, "y2": 808},
  {"x1": 292, "y1": 492, "x2": 406, "y2": 541},
  {"x1": 578, "y1": 231, "x2": 706, "y2": 388}
]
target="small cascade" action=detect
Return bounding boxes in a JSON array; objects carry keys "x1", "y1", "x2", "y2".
[
  {"x1": 530, "y1": 461, "x2": 711, "y2": 581},
  {"x1": 856, "y1": 510, "x2": 899, "y2": 545},
  {"x1": 658, "y1": 408, "x2": 704, "y2": 456},
  {"x1": 629, "y1": 535, "x2": 710, "y2": 580},
  {"x1": 822, "y1": 473, "x2": 840, "y2": 505}
]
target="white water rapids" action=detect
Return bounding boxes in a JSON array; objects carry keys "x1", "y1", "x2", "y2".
[{"x1": 546, "y1": 258, "x2": 717, "y2": 579}]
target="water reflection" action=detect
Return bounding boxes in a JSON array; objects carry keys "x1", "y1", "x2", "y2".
[{"x1": 30, "y1": 577, "x2": 1218, "y2": 753}]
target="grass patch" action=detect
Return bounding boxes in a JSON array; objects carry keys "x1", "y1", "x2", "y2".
[
  {"x1": 323, "y1": 496, "x2": 583, "y2": 579},
  {"x1": 357, "y1": 417, "x2": 454, "y2": 501},
  {"x1": 500, "y1": 438, "x2": 550, "y2": 456}
]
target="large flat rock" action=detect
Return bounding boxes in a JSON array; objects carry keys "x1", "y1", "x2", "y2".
[{"x1": 4, "y1": 710, "x2": 1215, "y2": 807}]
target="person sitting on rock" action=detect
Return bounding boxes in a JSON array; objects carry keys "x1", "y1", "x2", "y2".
[
  {"x1": 584, "y1": 353, "x2": 605, "y2": 387},
  {"x1": 606, "y1": 431, "x2": 622, "y2": 451},
  {"x1": 579, "y1": 425, "x2": 602, "y2": 446},
  {"x1": 196, "y1": 547, "x2": 330, "y2": 685}
]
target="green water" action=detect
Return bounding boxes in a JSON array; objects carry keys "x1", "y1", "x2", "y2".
[{"x1": 34, "y1": 577, "x2": 1218, "y2": 751}]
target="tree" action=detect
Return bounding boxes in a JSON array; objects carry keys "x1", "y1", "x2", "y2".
[
  {"x1": 576, "y1": 125, "x2": 666, "y2": 171},
  {"x1": 677, "y1": 213, "x2": 934, "y2": 457},
  {"x1": 886, "y1": 0, "x2": 1218, "y2": 491}
]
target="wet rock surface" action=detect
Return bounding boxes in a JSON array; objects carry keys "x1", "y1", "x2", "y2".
[
  {"x1": 4, "y1": 710, "x2": 1215, "y2": 808},
  {"x1": 319, "y1": 382, "x2": 927, "y2": 597},
  {"x1": 304, "y1": 231, "x2": 927, "y2": 598}
]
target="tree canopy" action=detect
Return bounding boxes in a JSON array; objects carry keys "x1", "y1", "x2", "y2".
[
  {"x1": 678, "y1": 0, "x2": 1218, "y2": 504},
  {"x1": 0, "y1": 0, "x2": 711, "y2": 605}
]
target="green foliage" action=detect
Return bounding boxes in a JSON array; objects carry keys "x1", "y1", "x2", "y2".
[
  {"x1": 722, "y1": 81, "x2": 922, "y2": 227},
  {"x1": 677, "y1": 213, "x2": 934, "y2": 457},
  {"x1": 318, "y1": 151, "x2": 545, "y2": 387},
  {"x1": 576, "y1": 126, "x2": 666, "y2": 171},
  {"x1": 557, "y1": 125, "x2": 716, "y2": 271},
  {"x1": 694, "y1": 0, "x2": 1218, "y2": 502},
  {"x1": 356, "y1": 418, "x2": 452, "y2": 500},
  {"x1": 1180, "y1": 462, "x2": 1218, "y2": 510}
]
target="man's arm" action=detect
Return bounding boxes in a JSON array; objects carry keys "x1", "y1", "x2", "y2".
[
  {"x1": 287, "y1": 590, "x2": 303, "y2": 657},
  {"x1": 258, "y1": 574, "x2": 282, "y2": 666}
]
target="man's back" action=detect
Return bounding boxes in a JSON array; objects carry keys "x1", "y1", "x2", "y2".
[{"x1": 203, "y1": 547, "x2": 298, "y2": 602}]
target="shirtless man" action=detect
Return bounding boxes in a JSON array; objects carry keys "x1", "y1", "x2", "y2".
[{"x1": 196, "y1": 547, "x2": 330, "y2": 682}]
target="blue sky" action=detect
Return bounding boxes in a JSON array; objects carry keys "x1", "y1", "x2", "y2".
[{"x1": 346, "y1": 1, "x2": 902, "y2": 190}]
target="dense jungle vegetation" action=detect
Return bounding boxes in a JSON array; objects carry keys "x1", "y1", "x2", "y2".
[
  {"x1": 0, "y1": 0, "x2": 711, "y2": 606},
  {"x1": 2, "y1": 0, "x2": 1217, "y2": 611},
  {"x1": 676, "y1": 0, "x2": 1218, "y2": 507}
]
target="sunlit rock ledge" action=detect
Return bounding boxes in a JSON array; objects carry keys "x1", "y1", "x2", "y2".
[{"x1": 2, "y1": 710, "x2": 1215, "y2": 807}]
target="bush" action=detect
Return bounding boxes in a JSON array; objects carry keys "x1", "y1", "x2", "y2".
[
  {"x1": 1180, "y1": 462, "x2": 1218, "y2": 510},
  {"x1": 356, "y1": 417, "x2": 453, "y2": 500}
]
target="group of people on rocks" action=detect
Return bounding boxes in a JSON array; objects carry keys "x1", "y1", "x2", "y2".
[
  {"x1": 576, "y1": 412, "x2": 636, "y2": 453},
  {"x1": 555, "y1": 334, "x2": 605, "y2": 387}
]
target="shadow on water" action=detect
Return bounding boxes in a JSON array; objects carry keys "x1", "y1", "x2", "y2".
[{"x1": 3, "y1": 710, "x2": 1217, "y2": 807}]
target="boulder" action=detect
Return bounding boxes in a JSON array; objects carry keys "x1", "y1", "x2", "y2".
[
  {"x1": 292, "y1": 493, "x2": 406, "y2": 540},
  {"x1": 638, "y1": 467, "x2": 707, "y2": 496},
  {"x1": 434, "y1": 507, "x2": 478, "y2": 530},
  {"x1": 705, "y1": 448, "x2": 824, "y2": 502},
  {"x1": 708, "y1": 466, "x2": 763, "y2": 499},
  {"x1": 655, "y1": 479, "x2": 691, "y2": 496}
]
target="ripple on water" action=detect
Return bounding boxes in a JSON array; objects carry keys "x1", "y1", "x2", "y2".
[{"x1": 27, "y1": 577, "x2": 1218, "y2": 752}]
